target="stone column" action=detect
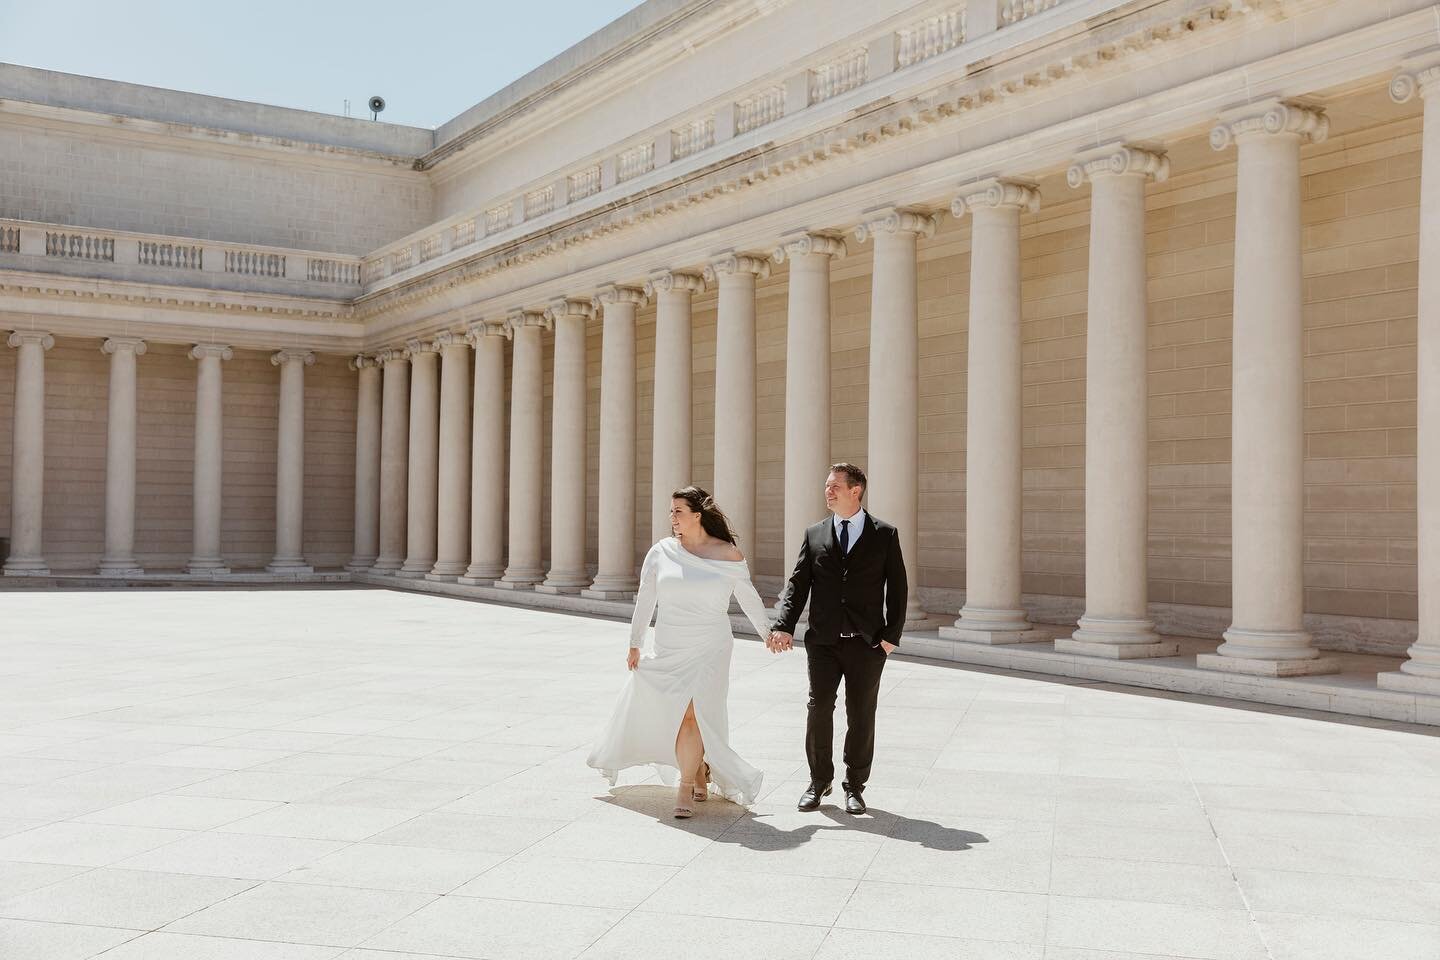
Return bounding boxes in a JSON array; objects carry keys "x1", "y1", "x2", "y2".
[
  {"x1": 774, "y1": 232, "x2": 845, "y2": 577},
  {"x1": 1383, "y1": 63, "x2": 1440, "y2": 694},
  {"x1": 1056, "y1": 147, "x2": 1178, "y2": 659},
  {"x1": 459, "y1": 321, "x2": 510, "y2": 584},
  {"x1": 1199, "y1": 99, "x2": 1338, "y2": 676},
  {"x1": 705, "y1": 253, "x2": 770, "y2": 555},
  {"x1": 428, "y1": 333, "x2": 472, "y2": 581},
  {"x1": 186, "y1": 343, "x2": 233, "y2": 575},
  {"x1": 584, "y1": 285, "x2": 647, "y2": 599},
  {"x1": 942, "y1": 181, "x2": 1046, "y2": 644},
  {"x1": 346, "y1": 356, "x2": 382, "y2": 571},
  {"x1": 854, "y1": 208, "x2": 936, "y2": 626},
  {"x1": 98, "y1": 337, "x2": 146, "y2": 576},
  {"x1": 266, "y1": 350, "x2": 315, "y2": 574},
  {"x1": 4, "y1": 331, "x2": 55, "y2": 576},
  {"x1": 398, "y1": 339, "x2": 440, "y2": 578},
  {"x1": 497, "y1": 309, "x2": 550, "y2": 588},
  {"x1": 372, "y1": 348, "x2": 410, "y2": 573},
  {"x1": 644, "y1": 271, "x2": 704, "y2": 542},
  {"x1": 539, "y1": 298, "x2": 593, "y2": 594}
]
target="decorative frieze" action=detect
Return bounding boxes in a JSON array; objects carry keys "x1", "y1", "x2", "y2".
[
  {"x1": 1066, "y1": 144, "x2": 1170, "y2": 188},
  {"x1": 1209, "y1": 98, "x2": 1328, "y2": 151}
]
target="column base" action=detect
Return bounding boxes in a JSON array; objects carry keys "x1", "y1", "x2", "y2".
[
  {"x1": 185, "y1": 561, "x2": 230, "y2": 576},
  {"x1": 96, "y1": 560, "x2": 144, "y2": 576},
  {"x1": 395, "y1": 561, "x2": 436, "y2": 580},
  {"x1": 583, "y1": 575, "x2": 640, "y2": 601},
  {"x1": 370, "y1": 557, "x2": 404, "y2": 573},
  {"x1": 1055, "y1": 615, "x2": 1177, "y2": 659},
  {"x1": 3, "y1": 560, "x2": 50, "y2": 577},
  {"x1": 265, "y1": 560, "x2": 314, "y2": 575},
  {"x1": 457, "y1": 565, "x2": 505, "y2": 586},
  {"x1": 427, "y1": 560, "x2": 468, "y2": 581},
  {"x1": 940, "y1": 625, "x2": 1049, "y2": 645},
  {"x1": 537, "y1": 570, "x2": 590, "y2": 595},
  {"x1": 580, "y1": 587, "x2": 637, "y2": 601},
  {"x1": 1195, "y1": 652, "x2": 1342, "y2": 677},
  {"x1": 494, "y1": 577, "x2": 544, "y2": 591},
  {"x1": 903, "y1": 604, "x2": 938, "y2": 629},
  {"x1": 344, "y1": 556, "x2": 377, "y2": 573},
  {"x1": 1377, "y1": 670, "x2": 1440, "y2": 696}
]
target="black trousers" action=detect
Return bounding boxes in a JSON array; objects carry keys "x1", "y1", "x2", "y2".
[{"x1": 805, "y1": 634, "x2": 887, "y2": 789}]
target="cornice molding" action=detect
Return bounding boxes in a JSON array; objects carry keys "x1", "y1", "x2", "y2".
[
  {"x1": 1209, "y1": 97, "x2": 1329, "y2": 151},
  {"x1": 1066, "y1": 144, "x2": 1169, "y2": 188}
]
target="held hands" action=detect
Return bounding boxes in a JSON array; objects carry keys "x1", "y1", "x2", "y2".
[
  {"x1": 626, "y1": 648, "x2": 640, "y2": 671},
  {"x1": 766, "y1": 631, "x2": 794, "y2": 654}
]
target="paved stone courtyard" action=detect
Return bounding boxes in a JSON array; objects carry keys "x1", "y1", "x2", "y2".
[{"x1": 0, "y1": 588, "x2": 1438, "y2": 960}]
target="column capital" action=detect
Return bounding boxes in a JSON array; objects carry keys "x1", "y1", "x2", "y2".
[
  {"x1": 703, "y1": 252, "x2": 771, "y2": 284},
  {"x1": 465, "y1": 320, "x2": 511, "y2": 344},
  {"x1": 772, "y1": 231, "x2": 846, "y2": 264},
  {"x1": 950, "y1": 179, "x2": 1041, "y2": 219},
  {"x1": 596, "y1": 283, "x2": 648, "y2": 307},
  {"x1": 1210, "y1": 98, "x2": 1328, "y2": 151},
  {"x1": 1390, "y1": 51, "x2": 1440, "y2": 103},
  {"x1": 432, "y1": 332, "x2": 468, "y2": 351},
  {"x1": 7, "y1": 331, "x2": 54, "y2": 351},
  {"x1": 188, "y1": 343, "x2": 233, "y2": 361},
  {"x1": 854, "y1": 207, "x2": 937, "y2": 243},
  {"x1": 506, "y1": 308, "x2": 552, "y2": 335},
  {"x1": 546, "y1": 297, "x2": 596, "y2": 323},
  {"x1": 1066, "y1": 144, "x2": 1170, "y2": 189},
  {"x1": 349, "y1": 354, "x2": 379, "y2": 371},
  {"x1": 643, "y1": 270, "x2": 705, "y2": 298},
  {"x1": 102, "y1": 337, "x2": 147, "y2": 357},
  {"x1": 405, "y1": 337, "x2": 441, "y2": 356},
  {"x1": 376, "y1": 346, "x2": 410, "y2": 365},
  {"x1": 271, "y1": 349, "x2": 316, "y2": 367}
]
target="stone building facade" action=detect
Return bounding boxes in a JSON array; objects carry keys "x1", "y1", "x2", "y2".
[{"x1": 3, "y1": 0, "x2": 1440, "y2": 721}]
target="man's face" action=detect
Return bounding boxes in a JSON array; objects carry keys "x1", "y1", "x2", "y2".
[{"x1": 824, "y1": 472, "x2": 861, "y2": 516}]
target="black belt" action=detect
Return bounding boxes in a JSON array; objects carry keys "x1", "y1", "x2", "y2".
[{"x1": 840, "y1": 632, "x2": 861, "y2": 638}]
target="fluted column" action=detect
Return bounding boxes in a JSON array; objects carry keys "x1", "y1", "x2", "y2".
[
  {"x1": 584, "y1": 285, "x2": 647, "y2": 599},
  {"x1": 1199, "y1": 99, "x2": 1338, "y2": 676},
  {"x1": 186, "y1": 343, "x2": 232, "y2": 575},
  {"x1": 497, "y1": 309, "x2": 550, "y2": 588},
  {"x1": 705, "y1": 253, "x2": 769, "y2": 556},
  {"x1": 645, "y1": 270, "x2": 704, "y2": 542},
  {"x1": 266, "y1": 350, "x2": 315, "y2": 573},
  {"x1": 1056, "y1": 147, "x2": 1178, "y2": 659},
  {"x1": 854, "y1": 208, "x2": 935, "y2": 626},
  {"x1": 98, "y1": 337, "x2": 146, "y2": 576},
  {"x1": 1384, "y1": 63, "x2": 1440, "y2": 694},
  {"x1": 942, "y1": 181, "x2": 1045, "y2": 644},
  {"x1": 372, "y1": 348, "x2": 410, "y2": 573},
  {"x1": 774, "y1": 232, "x2": 845, "y2": 580},
  {"x1": 428, "y1": 333, "x2": 472, "y2": 581},
  {"x1": 398, "y1": 339, "x2": 440, "y2": 578},
  {"x1": 539, "y1": 298, "x2": 593, "y2": 594},
  {"x1": 4, "y1": 331, "x2": 54, "y2": 576},
  {"x1": 459, "y1": 321, "x2": 510, "y2": 584},
  {"x1": 346, "y1": 356, "x2": 382, "y2": 571}
]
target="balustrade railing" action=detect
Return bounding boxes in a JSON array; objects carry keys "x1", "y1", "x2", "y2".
[
  {"x1": 419, "y1": 234, "x2": 442, "y2": 262},
  {"x1": 616, "y1": 141, "x2": 655, "y2": 183},
  {"x1": 389, "y1": 246, "x2": 414, "y2": 273},
  {"x1": 308, "y1": 258, "x2": 361, "y2": 284},
  {"x1": 47, "y1": 231, "x2": 115, "y2": 262},
  {"x1": 1, "y1": 226, "x2": 20, "y2": 254},
  {"x1": 672, "y1": 117, "x2": 715, "y2": 160},
  {"x1": 1002, "y1": 0, "x2": 1065, "y2": 24},
  {"x1": 899, "y1": 8, "x2": 966, "y2": 67},
  {"x1": 225, "y1": 249, "x2": 284, "y2": 277},
  {"x1": 486, "y1": 203, "x2": 513, "y2": 234},
  {"x1": 810, "y1": 48, "x2": 868, "y2": 105},
  {"x1": 525, "y1": 185, "x2": 555, "y2": 219},
  {"x1": 453, "y1": 218, "x2": 476, "y2": 247},
  {"x1": 736, "y1": 87, "x2": 785, "y2": 134},
  {"x1": 139, "y1": 241, "x2": 203, "y2": 270},
  {"x1": 569, "y1": 165, "x2": 602, "y2": 201}
]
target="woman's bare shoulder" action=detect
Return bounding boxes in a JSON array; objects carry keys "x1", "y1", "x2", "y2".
[{"x1": 722, "y1": 544, "x2": 745, "y2": 562}]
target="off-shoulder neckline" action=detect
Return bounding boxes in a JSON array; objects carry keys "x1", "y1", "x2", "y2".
[{"x1": 665, "y1": 537, "x2": 747, "y2": 566}]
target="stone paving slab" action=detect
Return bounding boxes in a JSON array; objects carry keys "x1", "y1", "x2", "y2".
[{"x1": 1, "y1": 588, "x2": 1439, "y2": 960}]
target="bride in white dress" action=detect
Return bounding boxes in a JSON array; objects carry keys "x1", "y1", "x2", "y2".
[{"x1": 587, "y1": 485, "x2": 778, "y2": 816}]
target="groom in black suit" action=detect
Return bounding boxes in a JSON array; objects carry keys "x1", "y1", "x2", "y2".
[{"x1": 770, "y1": 462, "x2": 907, "y2": 815}]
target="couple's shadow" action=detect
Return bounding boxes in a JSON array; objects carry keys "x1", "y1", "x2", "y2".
[{"x1": 598, "y1": 786, "x2": 987, "y2": 852}]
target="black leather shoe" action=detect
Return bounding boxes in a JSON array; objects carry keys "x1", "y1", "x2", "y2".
[
  {"x1": 797, "y1": 782, "x2": 831, "y2": 811},
  {"x1": 842, "y1": 781, "x2": 866, "y2": 815}
]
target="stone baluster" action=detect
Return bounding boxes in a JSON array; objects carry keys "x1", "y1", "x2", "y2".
[
  {"x1": 98, "y1": 337, "x2": 146, "y2": 576},
  {"x1": 1199, "y1": 99, "x2": 1338, "y2": 676}
]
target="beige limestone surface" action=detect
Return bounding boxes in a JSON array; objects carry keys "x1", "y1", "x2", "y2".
[{"x1": 1, "y1": 588, "x2": 1438, "y2": 959}]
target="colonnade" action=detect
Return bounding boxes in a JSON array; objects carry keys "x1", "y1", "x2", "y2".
[
  {"x1": 3, "y1": 337, "x2": 316, "y2": 576},
  {"x1": 6, "y1": 82, "x2": 1440, "y2": 694}
]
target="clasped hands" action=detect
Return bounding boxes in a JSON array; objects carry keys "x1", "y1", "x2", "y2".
[{"x1": 765, "y1": 631, "x2": 794, "y2": 654}]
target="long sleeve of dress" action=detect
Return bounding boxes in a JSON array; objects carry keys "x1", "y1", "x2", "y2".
[
  {"x1": 732, "y1": 572, "x2": 774, "y2": 641},
  {"x1": 629, "y1": 544, "x2": 661, "y2": 649}
]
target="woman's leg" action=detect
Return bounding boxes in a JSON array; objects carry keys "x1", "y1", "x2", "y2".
[{"x1": 674, "y1": 700, "x2": 706, "y2": 780}]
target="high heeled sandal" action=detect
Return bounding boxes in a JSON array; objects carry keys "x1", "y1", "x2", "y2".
[
  {"x1": 674, "y1": 779, "x2": 696, "y2": 819},
  {"x1": 693, "y1": 762, "x2": 711, "y2": 803}
]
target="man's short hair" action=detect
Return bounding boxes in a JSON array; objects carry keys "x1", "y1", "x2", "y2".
[{"x1": 829, "y1": 462, "x2": 866, "y2": 494}]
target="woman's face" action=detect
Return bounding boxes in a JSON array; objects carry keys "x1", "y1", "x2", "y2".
[{"x1": 670, "y1": 498, "x2": 702, "y2": 538}]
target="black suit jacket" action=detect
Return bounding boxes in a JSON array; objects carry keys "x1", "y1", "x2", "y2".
[{"x1": 772, "y1": 513, "x2": 908, "y2": 648}]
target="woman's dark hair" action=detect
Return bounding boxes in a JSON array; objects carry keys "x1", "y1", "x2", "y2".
[{"x1": 671, "y1": 485, "x2": 738, "y2": 545}]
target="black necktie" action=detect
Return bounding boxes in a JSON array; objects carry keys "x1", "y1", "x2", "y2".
[{"x1": 840, "y1": 519, "x2": 850, "y2": 556}]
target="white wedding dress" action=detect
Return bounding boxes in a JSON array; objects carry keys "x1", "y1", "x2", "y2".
[{"x1": 587, "y1": 537, "x2": 773, "y2": 805}]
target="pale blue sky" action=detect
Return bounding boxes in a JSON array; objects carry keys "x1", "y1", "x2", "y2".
[{"x1": 0, "y1": 0, "x2": 643, "y2": 128}]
